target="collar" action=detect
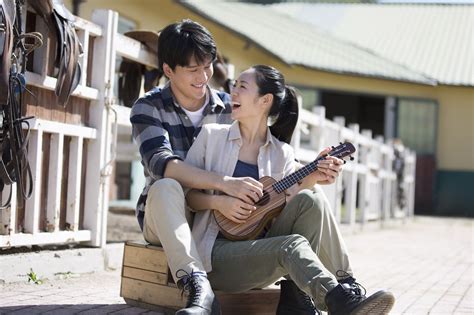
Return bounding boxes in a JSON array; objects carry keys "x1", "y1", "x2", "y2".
[{"x1": 228, "y1": 121, "x2": 275, "y2": 147}]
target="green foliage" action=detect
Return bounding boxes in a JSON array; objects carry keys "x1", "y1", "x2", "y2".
[{"x1": 27, "y1": 268, "x2": 43, "y2": 285}]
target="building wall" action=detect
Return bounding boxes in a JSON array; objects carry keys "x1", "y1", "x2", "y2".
[{"x1": 71, "y1": 0, "x2": 474, "y2": 215}]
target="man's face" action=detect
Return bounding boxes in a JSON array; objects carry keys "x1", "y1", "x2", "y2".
[{"x1": 163, "y1": 55, "x2": 214, "y2": 107}]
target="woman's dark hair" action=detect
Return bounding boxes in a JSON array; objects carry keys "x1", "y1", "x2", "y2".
[
  {"x1": 252, "y1": 65, "x2": 299, "y2": 144},
  {"x1": 158, "y1": 19, "x2": 217, "y2": 72}
]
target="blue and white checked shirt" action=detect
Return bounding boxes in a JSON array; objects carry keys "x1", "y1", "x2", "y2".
[{"x1": 130, "y1": 82, "x2": 233, "y2": 230}]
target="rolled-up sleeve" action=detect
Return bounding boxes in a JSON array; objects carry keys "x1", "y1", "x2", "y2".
[{"x1": 130, "y1": 99, "x2": 182, "y2": 179}]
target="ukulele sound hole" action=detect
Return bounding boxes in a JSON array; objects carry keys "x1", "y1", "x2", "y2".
[{"x1": 255, "y1": 191, "x2": 270, "y2": 206}]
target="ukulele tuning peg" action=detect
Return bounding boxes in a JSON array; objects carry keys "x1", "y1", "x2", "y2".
[
  {"x1": 350, "y1": 156, "x2": 355, "y2": 161},
  {"x1": 331, "y1": 145, "x2": 335, "y2": 149},
  {"x1": 340, "y1": 142, "x2": 343, "y2": 145},
  {"x1": 343, "y1": 160, "x2": 347, "y2": 164}
]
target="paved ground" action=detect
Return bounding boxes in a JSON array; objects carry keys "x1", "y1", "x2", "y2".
[{"x1": 0, "y1": 215, "x2": 472, "y2": 314}]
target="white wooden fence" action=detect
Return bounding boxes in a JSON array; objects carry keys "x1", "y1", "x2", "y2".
[
  {"x1": 0, "y1": 9, "x2": 117, "y2": 248},
  {"x1": 292, "y1": 106, "x2": 416, "y2": 228},
  {"x1": 0, "y1": 9, "x2": 415, "y2": 249}
]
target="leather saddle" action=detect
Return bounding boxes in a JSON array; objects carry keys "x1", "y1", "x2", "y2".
[
  {"x1": 118, "y1": 30, "x2": 163, "y2": 107},
  {"x1": 30, "y1": 0, "x2": 82, "y2": 107}
]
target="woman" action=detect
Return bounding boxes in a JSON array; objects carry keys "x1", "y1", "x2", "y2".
[{"x1": 184, "y1": 65, "x2": 394, "y2": 315}]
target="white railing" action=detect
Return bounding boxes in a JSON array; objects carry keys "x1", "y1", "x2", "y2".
[
  {"x1": 0, "y1": 9, "x2": 117, "y2": 248},
  {"x1": 293, "y1": 106, "x2": 416, "y2": 227}
]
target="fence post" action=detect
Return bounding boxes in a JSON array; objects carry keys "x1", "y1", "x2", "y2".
[
  {"x1": 24, "y1": 129, "x2": 43, "y2": 234},
  {"x1": 358, "y1": 129, "x2": 372, "y2": 227},
  {"x1": 291, "y1": 95, "x2": 303, "y2": 152},
  {"x1": 332, "y1": 116, "x2": 346, "y2": 223},
  {"x1": 312, "y1": 106, "x2": 326, "y2": 152},
  {"x1": 343, "y1": 123, "x2": 359, "y2": 227},
  {"x1": 84, "y1": 9, "x2": 118, "y2": 247},
  {"x1": 377, "y1": 136, "x2": 392, "y2": 225}
]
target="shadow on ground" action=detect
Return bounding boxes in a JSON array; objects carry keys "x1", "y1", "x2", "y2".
[{"x1": 0, "y1": 304, "x2": 163, "y2": 314}]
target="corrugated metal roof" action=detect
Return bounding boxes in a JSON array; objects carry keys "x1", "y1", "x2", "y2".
[
  {"x1": 180, "y1": 1, "x2": 435, "y2": 85},
  {"x1": 272, "y1": 3, "x2": 473, "y2": 86}
]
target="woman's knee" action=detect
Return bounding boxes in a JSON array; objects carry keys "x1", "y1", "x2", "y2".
[{"x1": 295, "y1": 189, "x2": 326, "y2": 216}]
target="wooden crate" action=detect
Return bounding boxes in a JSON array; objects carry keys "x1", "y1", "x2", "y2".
[{"x1": 120, "y1": 241, "x2": 280, "y2": 314}]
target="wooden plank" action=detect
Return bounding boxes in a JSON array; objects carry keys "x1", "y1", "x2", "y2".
[
  {"x1": 27, "y1": 118, "x2": 97, "y2": 139},
  {"x1": 122, "y1": 266, "x2": 168, "y2": 285},
  {"x1": 24, "y1": 129, "x2": 43, "y2": 234},
  {"x1": 25, "y1": 72, "x2": 100, "y2": 101},
  {"x1": 121, "y1": 277, "x2": 185, "y2": 310},
  {"x1": 66, "y1": 137, "x2": 83, "y2": 232},
  {"x1": 74, "y1": 16, "x2": 103, "y2": 37},
  {"x1": 46, "y1": 133, "x2": 64, "y2": 232},
  {"x1": 116, "y1": 33, "x2": 158, "y2": 69},
  {"x1": 0, "y1": 230, "x2": 91, "y2": 247},
  {"x1": 123, "y1": 243, "x2": 168, "y2": 274},
  {"x1": 217, "y1": 289, "x2": 279, "y2": 315}
]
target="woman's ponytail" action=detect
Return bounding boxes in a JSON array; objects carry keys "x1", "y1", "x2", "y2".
[
  {"x1": 252, "y1": 65, "x2": 299, "y2": 144},
  {"x1": 269, "y1": 85, "x2": 299, "y2": 144}
]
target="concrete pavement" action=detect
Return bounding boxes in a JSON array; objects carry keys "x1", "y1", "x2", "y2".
[{"x1": 0, "y1": 216, "x2": 472, "y2": 314}]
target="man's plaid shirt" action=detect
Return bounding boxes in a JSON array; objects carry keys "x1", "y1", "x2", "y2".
[{"x1": 130, "y1": 83, "x2": 233, "y2": 230}]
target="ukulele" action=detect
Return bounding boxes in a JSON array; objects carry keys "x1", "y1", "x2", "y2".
[{"x1": 213, "y1": 142, "x2": 356, "y2": 241}]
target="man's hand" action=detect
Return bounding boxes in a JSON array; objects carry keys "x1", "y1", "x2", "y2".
[
  {"x1": 214, "y1": 195, "x2": 256, "y2": 224},
  {"x1": 309, "y1": 147, "x2": 345, "y2": 185},
  {"x1": 219, "y1": 176, "x2": 263, "y2": 204}
]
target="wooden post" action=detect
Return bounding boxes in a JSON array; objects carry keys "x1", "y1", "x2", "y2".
[
  {"x1": 66, "y1": 136, "x2": 84, "y2": 231},
  {"x1": 311, "y1": 106, "x2": 325, "y2": 152},
  {"x1": 343, "y1": 123, "x2": 359, "y2": 227},
  {"x1": 358, "y1": 129, "x2": 372, "y2": 227},
  {"x1": 407, "y1": 151, "x2": 416, "y2": 218},
  {"x1": 376, "y1": 135, "x2": 390, "y2": 225},
  {"x1": 24, "y1": 129, "x2": 43, "y2": 234},
  {"x1": 84, "y1": 9, "x2": 118, "y2": 247},
  {"x1": 46, "y1": 133, "x2": 64, "y2": 232},
  {"x1": 290, "y1": 95, "x2": 303, "y2": 153},
  {"x1": 77, "y1": 29, "x2": 90, "y2": 87},
  {"x1": 332, "y1": 116, "x2": 346, "y2": 223}
]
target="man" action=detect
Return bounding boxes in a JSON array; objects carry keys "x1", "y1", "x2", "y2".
[{"x1": 130, "y1": 19, "x2": 380, "y2": 315}]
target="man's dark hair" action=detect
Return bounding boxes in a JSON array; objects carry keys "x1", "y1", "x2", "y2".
[{"x1": 158, "y1": 19, "x2": 217, "y2": 72}]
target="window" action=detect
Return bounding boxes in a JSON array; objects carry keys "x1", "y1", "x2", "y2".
[{"x1": 397, "y1": 98, "x2": 437, "y2": 155}]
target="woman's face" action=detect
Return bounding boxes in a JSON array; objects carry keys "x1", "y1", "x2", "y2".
[{"x1": 231, "y1": 68, "x2": 267, "y2": 121}]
